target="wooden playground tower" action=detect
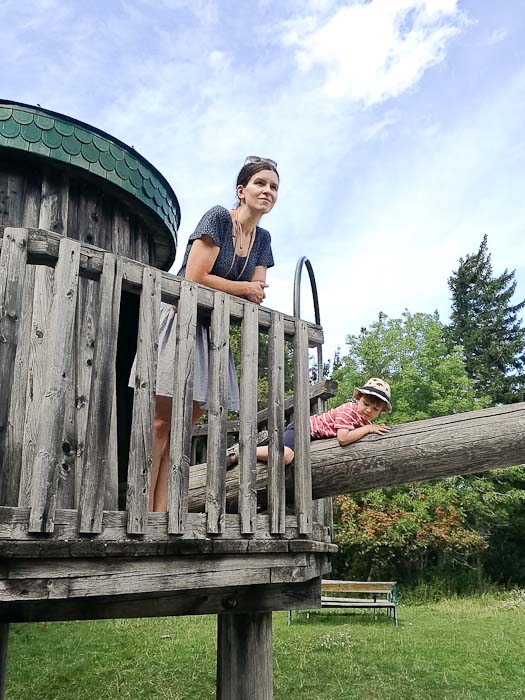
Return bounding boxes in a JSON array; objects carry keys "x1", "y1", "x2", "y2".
[{"x1": 0, "y1": 101, "x2": 335, "y2": 699}]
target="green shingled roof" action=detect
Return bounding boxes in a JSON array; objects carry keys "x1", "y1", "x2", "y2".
[{"x1": 0, "y1": 100, "x2": 180, "y2": 252}]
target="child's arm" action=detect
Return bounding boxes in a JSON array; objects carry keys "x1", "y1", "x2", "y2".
[{"x1": 336, "y1": 423, "x2": 391, "y2": 446}]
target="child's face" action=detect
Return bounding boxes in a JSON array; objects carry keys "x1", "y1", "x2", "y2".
[{"x1": 355, "y1": 395, "x2": 384, "y2": 421}]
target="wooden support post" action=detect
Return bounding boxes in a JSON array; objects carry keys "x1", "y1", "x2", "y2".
[
  {"x1": 217, "y1": 612, "x2": 273, "y2": 700},
  {"x1": 0, "y1": 623, "x2": 8, "y2": 700}
]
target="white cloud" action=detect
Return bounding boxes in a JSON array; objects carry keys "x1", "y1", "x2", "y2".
[
  {"x1": 485, "y1": 27, "x2": 508, "y2": 46},
  {"x1": 283, "y1": 0, "x2": 466, "y2": 105}
]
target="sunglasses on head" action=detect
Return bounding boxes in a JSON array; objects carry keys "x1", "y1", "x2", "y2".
[{"x1": 244, "y1": 155, "x2": 278, "y2": 168}]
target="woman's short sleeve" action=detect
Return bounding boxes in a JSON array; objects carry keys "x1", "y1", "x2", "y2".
[
  {"x1": 188, "y1": 205, "x2": 231, "y2": 247},
  {"x1": 255, "y1": 228, "x2": 275, "y2": 269}
]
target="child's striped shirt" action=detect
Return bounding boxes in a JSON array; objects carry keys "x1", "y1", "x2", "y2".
[{"x1": 309, "y1": 402, "x2": 370, "y2": 439}]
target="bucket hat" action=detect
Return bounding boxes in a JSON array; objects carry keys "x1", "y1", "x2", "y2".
[{"x1": 354, "y1": 378, "x2": 392, "y2": 412}]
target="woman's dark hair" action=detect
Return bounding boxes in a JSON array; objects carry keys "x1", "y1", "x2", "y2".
[{"x1": 235, "y1": 161, "x2": 279, "y2": 206}]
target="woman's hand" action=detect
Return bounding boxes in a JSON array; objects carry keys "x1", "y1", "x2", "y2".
[{"x1": 244, "y1": 280, "x2": 268, "y2": 304}]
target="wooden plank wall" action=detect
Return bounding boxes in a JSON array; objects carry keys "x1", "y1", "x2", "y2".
[{"x1": 0, "y1": 228, "x2": 322, "y2": 541}]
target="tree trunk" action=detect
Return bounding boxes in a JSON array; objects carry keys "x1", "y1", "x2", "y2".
[{"x1": 188, "y1": 403, "x2": 525, "y2": 510}]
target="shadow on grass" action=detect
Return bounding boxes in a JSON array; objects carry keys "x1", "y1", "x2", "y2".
[{"x1": 290, "y1": 610, "x2": 397, "y2": 627}]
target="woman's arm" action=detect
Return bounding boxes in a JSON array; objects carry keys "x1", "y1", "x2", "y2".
[{"x1": 185, "y1": 238, "x2": 268, "y2": 303}]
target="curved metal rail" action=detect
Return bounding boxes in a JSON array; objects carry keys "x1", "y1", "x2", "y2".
[{"x1": 293, "y1": 256, "x2": 323, "y2": 380}]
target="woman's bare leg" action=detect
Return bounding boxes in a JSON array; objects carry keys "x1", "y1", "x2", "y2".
[
  {"x1": 150, "y1": 395, "x2": 172, "y2": 512},
  {"x1": 151, "y1": 399, "x2": 206, "y2": 512}
]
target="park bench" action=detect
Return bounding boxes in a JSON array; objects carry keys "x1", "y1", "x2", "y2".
[
  {"x1": 320, "y1": 579, "x2": 399, "y2": 626},
  {"x1": 288, "y1": 579, "x2": 399, "y2": 625}
]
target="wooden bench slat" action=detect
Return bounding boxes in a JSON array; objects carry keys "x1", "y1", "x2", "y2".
[
  {"x1": 322, "y1": 596, "x2": 395, "y2": 606},
  {"x1": 315, "y1": 579, "x2": 399, "y2": 626}
]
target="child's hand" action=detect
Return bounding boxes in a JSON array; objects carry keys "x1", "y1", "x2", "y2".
[{"x1": 369, "y1": 423, "x2": 390, "y2": 435}]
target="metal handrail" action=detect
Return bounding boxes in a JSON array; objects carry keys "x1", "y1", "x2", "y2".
[{"x1": 293, "y1": 256, "x2": 323, "y2": 381}]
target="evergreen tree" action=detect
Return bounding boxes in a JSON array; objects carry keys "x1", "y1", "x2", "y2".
[{"x1": 448, "y1": 235, "x2": 525, "y2": 405}]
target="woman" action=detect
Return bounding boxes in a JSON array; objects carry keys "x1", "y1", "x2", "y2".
[{"x1": 149, "y1": 157, "x2": 279, "y2": 511}]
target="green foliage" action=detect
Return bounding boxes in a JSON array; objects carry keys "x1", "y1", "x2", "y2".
[
  {"x1": 447, "y1": 234, "x2": 525, "y2": 405},
  {"x1": 333, "y1": 481, "x2": 488, "y2": 584},
  {"x1": 331, "y1": 310, "x2": 488, "y2": 422},
  {"x1": 229, "y1": 326, "x2": 294, "y2": 410},
  {"x1": 329, "y1": 307, "x2": 525, "y2": 590}
]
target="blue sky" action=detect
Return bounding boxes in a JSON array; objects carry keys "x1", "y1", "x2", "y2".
[{"x1": 2, "y1": 0, "x2": 525, "y2": 362}]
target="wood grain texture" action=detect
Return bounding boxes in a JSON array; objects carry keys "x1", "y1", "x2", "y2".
[
  {"x1": 293, "y1": 319, "x2": 312, "y2": 534},
  {"x1": 3, "y1": 552, "x2": 307, "y2": 581},
  {"x1": 238, "y1": 303, "x2": 259, "y2": 534},
  {"x1": 267, "y1": 313, "x2": 285, "y2": 534},
  {"x1": 18, "y1": 265, "x2": 53, "y2": 507},
  {"x1": 0, "y1": 228, "x2": 28, "y2": 506},
  {"x1": 217, "y1": 612, "x2": 273, "y2": 700},
  {"x1": 0, "y1": 227, "x2": 324, "y2": 347},
  {"x1": 3, "y1": 265, "x2": 34, "y2": 506},
  {"x1": 79, "y1": 254, "x2": 122, "y2": 533},
  {"x1": 28, "y1": 238, "x2": 80, "y2": 533},
  {"x1": 0, "y1": 577, "x2": 322, "y2": 623},
  {"x1": 126, "y1": 267, "x2": 161, "y2": 533},
  {"x1": 4, "y1": 177, "x2": 41, "y2": 507},
  {"x1": 167, "y1": 281, "x2": 197, "y2": 534},
  {"x1": 206, "y1": 293, "x2": 230, "y2": 534},
  {"x1": 186, "y1": 403, "x2": 525, "y2": 511},
  {"x1": 0, "y1": 507, "x2": 327, "y2": 542}
]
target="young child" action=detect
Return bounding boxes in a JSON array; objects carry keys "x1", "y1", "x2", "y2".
[{"x1": 255, "y1": 377, "x2": 392, "y2": 466}]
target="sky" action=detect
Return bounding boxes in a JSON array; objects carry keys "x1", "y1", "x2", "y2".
[{"x1": 2, "y1": 0, "x2": 525, "y2": 363}]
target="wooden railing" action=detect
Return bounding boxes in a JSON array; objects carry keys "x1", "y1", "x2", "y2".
[{"x1": 0, "y1": 227, "x2": 325, "y2": 542}]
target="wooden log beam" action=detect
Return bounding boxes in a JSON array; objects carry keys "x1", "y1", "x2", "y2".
[{"x1": 188, "y1": 403, "x2": 525, "y2": 510}]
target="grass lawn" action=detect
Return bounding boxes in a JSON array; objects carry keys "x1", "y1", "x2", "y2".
[{"x1": 5, "y1": 592, "x2": 525, "y2": 699}]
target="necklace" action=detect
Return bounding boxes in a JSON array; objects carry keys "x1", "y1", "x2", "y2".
[
  {"x1": 227, "y1": 210, "x2": 257, "y2": 280},
  {"x1": 232, "y1": 211, "x2": 255, "y2": 255}
]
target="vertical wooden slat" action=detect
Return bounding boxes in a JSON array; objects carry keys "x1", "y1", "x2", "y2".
[
  {"x1": 71, "y1": 185, "x2": 106, "y2": 506},
  {"x1": 20, "y1": 172, "x2": 68, "y2": 507},
  {"x1": 0, "y1": 228, "x2": 28, "y2": 505},
  {"x1": 79, "y1": 254, "x2": 123, "y2": 533},
  {"x1": 28, "y1": 238, "x2": 81, "y2": 533},
  {"x1": 18, "y1": 266, "x2": 54, "y2": 506},
  {"x1": 73, "y1": 279, "x2": 98, "y2": 506},
  {"x1": 206, "y1": 292, "x2": 230, "y2": 534},
  {"x1": 167, "y1": 281, "x2": 197, "y2": 534},
  {"x1": 4, "y1": 176, "x2": 41, "y2": 507},
  {"x1": 238, "y1": 303, "x2": 259, "y2": 534},
  {"x1": 105, "y1": 389, "x2": 119, "y2": 511},
  {"x1": 267, "y1": 313, "x2": 286, "y2": 535},
  {"x1": 293, "y1": 319, "x2": 312, "y2": 535},
  {"x1": 4, "y1": 265, "x2": 34, "y2": 506},
  {"x1": 126, "y1": 267, "x2": 161, "y2": 534}
]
